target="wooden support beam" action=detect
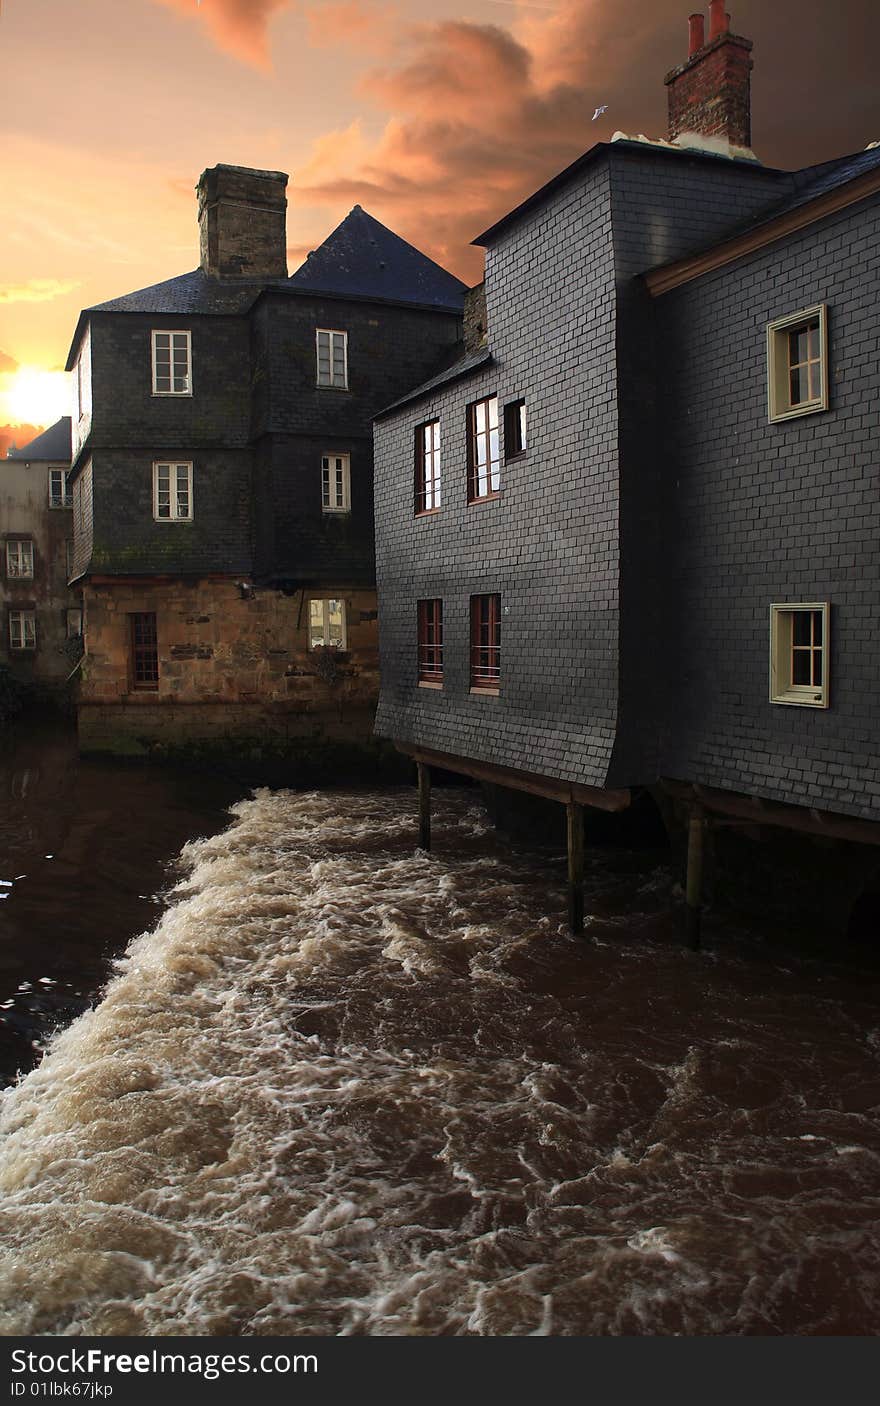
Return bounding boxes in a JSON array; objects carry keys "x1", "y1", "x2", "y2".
[
  {"x1": 662, "y1": 778, "x2": 880, "y2": 848},
  {"x1": 394, "y1": 742, "x2": 630, "y2": 813},
  {"x1": 567, "y1": 801, "x2": 585, "y2": 936},
  {"x1": 417, "y1": 762, "x2": 431, "y2": 852},
  {"x1": 685, "y1": 807, "x2": 705, "y2": 950}
]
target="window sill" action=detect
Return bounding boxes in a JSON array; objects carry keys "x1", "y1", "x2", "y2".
[
  {"x1": 418, "y1": 680, "x2": 443, "y2": 690},
  {"x1": 467, "y1": 492, "x2": 501, "y2": 506},
  {"x1": 322, "y1": 508, "x2": 352, "y2": 516},
  {"x1": 151, "y1": 391, "x2": 193, "y2": 398},
  {"x1": 504, "y1": 451, "x2": 527, "y2": 463},
  {"x1": 415, "y1": 508, "x2": 441, "y2": 518},
  {"x1": 768, "y1": 399, "x2": 828, "y2": 424},
  {"x1": 470, "y1": 685, "x2": 500, "y2": 696},
  {"x1": 153, "y1": 517, "x2": 194, "y2": 524},
  {"x1": 770, "y1": 690, "x2": 828, "y2": 708},
  {"x1": 315, "y1": 384, "x2": 350, "y2": 393}
]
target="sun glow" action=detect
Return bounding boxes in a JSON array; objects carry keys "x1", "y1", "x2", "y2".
[{"x1": 0, "y1": 366, "x2": 71, "y2": 429}]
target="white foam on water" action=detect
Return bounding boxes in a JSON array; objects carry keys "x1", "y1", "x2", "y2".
[{"x1": 0, "y1": 787, "x2": 878, "y2": 1336}]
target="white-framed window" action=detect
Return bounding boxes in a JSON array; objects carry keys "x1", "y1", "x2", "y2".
[
  {"x1": 767, "y1": 305, "x2": 829, "y2": 423},
  {"x1": 770, "y1": 602, "x2": 830, "y2": 708},
  {"x1": 6, "y1": 540, "x2": 34, "y2": 579},
  {"x1": 316, "y1": 329, "x2": 348, "y2": 389},
  {"x1": 9, "y1": 611, "x2": 36, "y2": 651},
  {"x1": 153, "y1": 462, "x2": 193, "y2": 521},
  {"x1": 48, "y1": 468, "x2": 72, "y2": 509},
  {"x1": 308, "y1": 598, "x2": 346, "y2": 649},
  {"x1": 66, "y1": 608, "x2": 83, "y2": 639},
  {"x1": 151, "y1": 330, "x2": 192, "y2": 395},
  {"x1": 322, "y1": 453, "x2": 351, "y2": 512}
]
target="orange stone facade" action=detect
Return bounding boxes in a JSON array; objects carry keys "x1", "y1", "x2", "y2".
[{"x1": 77, "y1": 577, "x2": 379, "y2": 752}]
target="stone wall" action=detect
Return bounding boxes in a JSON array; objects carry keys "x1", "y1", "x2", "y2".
[{"x1": 78, "y1": 577, "x2": 379, "y2": 749}]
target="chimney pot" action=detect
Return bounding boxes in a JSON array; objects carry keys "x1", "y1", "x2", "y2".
[
  {"x1": 708, "y1": 0, "x2": 729, "y2": 40},
  {"x1": 688, "y1": 12, "x2": 705, "y2": 56}
]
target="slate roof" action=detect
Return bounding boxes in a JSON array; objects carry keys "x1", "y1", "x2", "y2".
[
  {"x1": 376, "y1": 346, "x2": 493, "y2": 420},
  {"x1": 88, "y1": 268, "x2": 266, "y2": 317},
  {"x1": 6, "y1": 417, "x2": 71, "y2": 462},
  {"x1": 744, "y1": 143, "x2": 880, "y2": 228},
  {"x1": 288, "y1": 206, "x2": 467, "y2": 312}
]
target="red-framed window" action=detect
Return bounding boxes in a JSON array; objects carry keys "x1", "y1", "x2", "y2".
[
  {"x1": 417, "y1": 599, "x2": 443, "y2": 683},
  {"x1": 470, "y1": 593, "x2": 500, "y2": 689},
  {"x1": 131, "y1": 612, "x2": 159, "y2": 689},
  {"x1": 415, "y1": 419, "x2": 441, "y2": 514},
  {"x1": 467, "y1": 396, "x2": 500, "y2": 502}
]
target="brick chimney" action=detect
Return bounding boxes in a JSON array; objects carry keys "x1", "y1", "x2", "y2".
[
  {"x1": 197, "y1": 164, "x2": 289, "y2": 280},
  {"x1": 665, "y1": 4, "x2": 754, "y2": 152}
]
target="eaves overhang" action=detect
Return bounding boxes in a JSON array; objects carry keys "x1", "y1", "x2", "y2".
[{"x1": 646, "y1": 164, "x2": 880, "y2": 296}]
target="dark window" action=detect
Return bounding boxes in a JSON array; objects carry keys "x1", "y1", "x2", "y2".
[
  {"x1": 467, "y1": 396, "x2": 500, "y2": 502},
  {"x1": 415, "y1": 420, "x2": 441, "y2": 514},
  {"x1": 470, "y1": 594, "x2": 500, "y2": 690},
  {"x1": 504, "y1": 399, "x2": 527, "y2": 459},
  {"x1": 788, "y1": 321, "x2": 822, "y2": 406},
  {"x1": 131, "y1": 612, "x2": 159, "y2": 689},
  {"x1": 417, "y1": 599, "x2": 443, "y2": 683}
]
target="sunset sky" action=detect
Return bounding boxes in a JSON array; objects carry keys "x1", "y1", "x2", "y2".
[{"x1": 1, "y1": 0, "x2": 878, "y2": 446}]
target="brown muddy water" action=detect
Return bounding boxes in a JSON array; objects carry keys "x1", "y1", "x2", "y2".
[{"x1": 0, "y1": 723, "x2": 879, "y2": 1336}]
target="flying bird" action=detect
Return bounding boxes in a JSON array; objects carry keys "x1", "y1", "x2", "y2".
[{"x1": 592, "y1": 105, "x2": 609, "y2": 121}]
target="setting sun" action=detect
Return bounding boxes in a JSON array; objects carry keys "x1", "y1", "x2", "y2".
[{"x1": 0, "y1": 365, "x2": 71, "y2": 429}]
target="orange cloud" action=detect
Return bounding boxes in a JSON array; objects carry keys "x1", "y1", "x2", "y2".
[
  {"x1": 154, "y1": 0, "x2": 292, "y2": 69},
  {"x1": 0, "y1": 424, "x2": 43, "y2": 458},
  {"x1": 0, "y1": 279, "x2": 80, "y2": 306},
  {"x1": 305, "y1": 0, "x2": 394, "y2": 54}
]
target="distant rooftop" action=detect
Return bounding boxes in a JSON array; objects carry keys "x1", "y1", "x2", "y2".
[
  {"x1": 6, "y1": 417, "x2": 71, "y2": 462},
  {"x1": 289, "y1": 206, "x2": 467, "y2": 313}
]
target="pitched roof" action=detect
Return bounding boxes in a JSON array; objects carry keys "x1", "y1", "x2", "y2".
[
  {"x1": 375, "y1": 346, "x2": 493, "y2": 420},
  {"x1": 745, "y1": 143, "x2": 880, "y2": 226},
  {"x1": 6, "y1": 417, "x2": 71, "y2": 462},
  {"x1": 88, "y1": 268, "x2": 265, "y2": 317},
  {"x1": 289, "y1": 206, "x2": 467, "y2": 312}
]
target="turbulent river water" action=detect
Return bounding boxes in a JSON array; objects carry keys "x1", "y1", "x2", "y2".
[{"x1": 1, "y1": 731, "x2": 879, "y2": 1336}]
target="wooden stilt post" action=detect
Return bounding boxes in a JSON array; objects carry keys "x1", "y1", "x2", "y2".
[
  {"x1": 417, "y1": 762, "x2": 431, "y2": 852},
  {"x1": 567, "y1": 801, "x2": 585, "y2": 936},
  {"x1": 685, "y1": 806, "x2": 704, "y2": 949}
]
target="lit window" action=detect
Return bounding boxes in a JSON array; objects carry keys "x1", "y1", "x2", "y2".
[
  {"x1": 9, "y1": 611, "x2": 36, "y2": 651},
  {"x1": 467, "y1": 396, "x2": 500, "y2": 501},
  {"x1": 66, "y1": 608, "x2": 83, "y2": 639},
  {"x1": 153, "y1": 462, "x2": 193, "y2": 521},
  {"x1": 151, "y1": 330, "x2": 192, "y2": 395},
  {"x1": 470, "y1": 593, "x2": 501, "y2": 691},
  {"x1": 417, "y1": 600, "x2": 443, "y2": 685},
  {"x1": 309, "y1": 598, "x2": 346, "y2": 649},
  {"x1": 767, "y1": 306, "x2": 828, "y2": 422},
  {"x1": 316, "y1": 329, "x2": 348, "y2": 389},
  {"x1": 322, "y1": 454, "x2": 351, "y2": 513},
  {"x1": 48, "y1": 468, "x2": 72, "y2": 509},
  {"x1": 415, "y1": 420, "x2": 441, "y2": 514},
  {"x1": 770, "y1": 602, "x2": 830, "y2": 708},
  {"x1": 131, "y1": 613, "x2": 159, "y2": 689},
  {"x1": 6, "y1": 540, "x2": 34, "y2": 579},
  {"x1": 504, "y1": 399, "x2": 527, "y2": 459}
]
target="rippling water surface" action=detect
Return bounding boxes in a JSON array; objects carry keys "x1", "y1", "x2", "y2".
[{"x1": 1, "y1": 782, "x2": 879, "y2": 1337}]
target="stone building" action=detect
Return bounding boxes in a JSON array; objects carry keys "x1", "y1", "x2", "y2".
[
  {"x1": 2, "y1": 418, "x2": 82, "y2": 691},
  {"x1": 373, "y1": 2, "x2": 880, "y2": 933},
  {"x1": 65, "y1": 165, "x2": 465, "y2": 755}
]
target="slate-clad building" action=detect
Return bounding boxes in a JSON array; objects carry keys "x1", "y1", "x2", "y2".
[
  {"x1": 373, "y1": 3, "x2": 880, "y2": 899},
  {"x1": 65, "y1": 166, "x2": 465, "y2": 753},
  {"x1": 2, "y1": 418, "x2": 82, "y2": 689}
]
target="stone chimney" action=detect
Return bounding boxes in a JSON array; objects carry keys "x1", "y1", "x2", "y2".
[
  {"x1": 665, "y1": 4, "x2": 754, "y2": 152},
  {"x1": 197, "y1": 164, "x2": 289, "y2": 280}
]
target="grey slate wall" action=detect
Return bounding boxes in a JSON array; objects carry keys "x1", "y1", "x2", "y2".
[
  {"x1": 375, "y1": 162, "x2": 622, "y2": 789},
  {"x1": 657, "y1": 195, "x2": 880, "y2": 820},
  {"x1": 87, "y1": 449, "x2": 252, "y2": 577},
  {"x1": 251, "y1": 293, "x2": 460, "y2": 582}
]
